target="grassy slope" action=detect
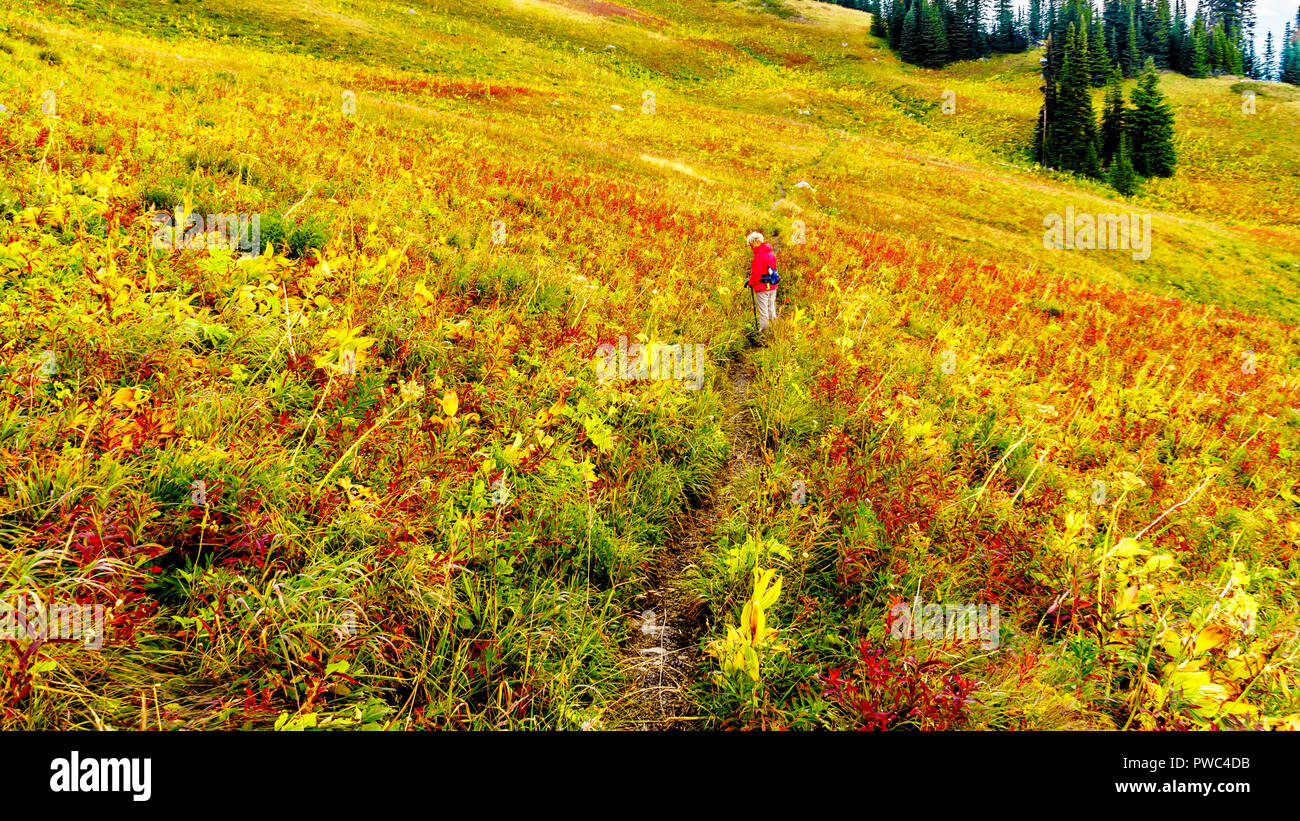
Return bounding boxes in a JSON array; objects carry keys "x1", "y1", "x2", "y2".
[
  {"x1": 27, "y1": 0, "x2": 1300, "y2": 317},
  {"x1": 0, "y1": 0, "x2": 1297, "y2": 729}
]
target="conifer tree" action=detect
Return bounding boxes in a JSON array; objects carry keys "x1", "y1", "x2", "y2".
[
  {"x1": 1056, "y1": 24, "x2": 1102, "y2": 176},
  {"x1": 991, "y1": 0, "x2": 1019, "y2": 51},
  {"x1": 1103, "y1": 0, "x2": 1123, "y2": 61},
  {"x1": 969, "y1": 0, "x2": 988, "y2": 55},
  {"x1": 1033, "y1": 32, "x2": 1058, "y2": 166},
  {"x1": 1209, "y1": 24, "x2": 1241, "y2": 74},
  {"x1": 1282, "y1": 23, "x2": 1300, "y2": 84},
  {"x1": 1089, "y1": 13, "x2": 1112, "y2": 85},
  {"x1": 1242, "y1": 11, "x2": 1257, "y2": 77},
  {"x1": 1137, "y1": 0, "x2": 1157, "y2": 57},
  {"x1": 871, "y1": 1, "x2": 890, "y2": 38},
  {"x1": 1121, "y1": 2, "x2": 1142, "y2": 76},
  {"x1": 1108, "y1": 133, "x2": 1139, "y2": 195},
  {"x1": 1152, "y1": 0, "x2": 1173, "y2": 67},
  {"x1": 900, "y1": 0, "x2": 923, "y2": 63},
  {"x1": 948, "y1": 0, "x2": 974, "y2": 59},
  {"x1": 1189, "y1": 26, "x2": 1210, "y2": 76},
  {"x1": 888, "y1": 0, "x2": 908, "y2": 48},
  {"x1": 1046, "y1": 1, "x2": 1068, "y2": 67},
  {"x1": 1283, "y1": 28, "x2": 1300, "y2": 84},
  {"x1": 1262, "y1": 30, "x2": 1275, "y2": 80},
  {"x1": 1227, "y1": 30, "x2": 1244, "y2": 74},
  {"x1": 1100, "y1": 66, "x2": 1127, "y2": 166},
  {"x1": 1128, "y1": 57, "x2": 1178, "y2": 176},
  {"x1": 1171, "y1": 0, "x2": 1189, "y2": 71},
  {"x1": 920, "y1": 0, "x2": 951, "y2": 66}
]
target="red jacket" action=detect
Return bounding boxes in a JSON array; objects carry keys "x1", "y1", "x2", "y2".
[{"x1": 749, "y1": 243, "x2": 779, "y2": 292}]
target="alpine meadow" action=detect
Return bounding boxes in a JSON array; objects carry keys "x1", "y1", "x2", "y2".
[{"x1": 2, "y1": 0, "x2": 1299, "y2": 737}]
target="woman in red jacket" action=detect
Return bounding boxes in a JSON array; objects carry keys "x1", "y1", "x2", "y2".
[{"x1": 746, "y1": 232, "x2": 779, "y2": 335}]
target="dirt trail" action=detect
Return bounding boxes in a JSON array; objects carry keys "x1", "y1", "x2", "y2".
[{"x1": 615, "y1": 352, "x2": 760, "y2": 729}]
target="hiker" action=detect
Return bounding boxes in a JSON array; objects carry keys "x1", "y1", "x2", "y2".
[{"x1": 746, "y1": 232, "x2": 779, "y2": 336}]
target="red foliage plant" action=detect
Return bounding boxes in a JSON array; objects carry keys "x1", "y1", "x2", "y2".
[{"x1": 818, "y1": 640, "x2": 979, "y2": 730}]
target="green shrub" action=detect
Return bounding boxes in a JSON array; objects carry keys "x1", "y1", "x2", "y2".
[
  {"x1": 181, "y1": 148, "x2": 260, "y2": 184},
  {"x1": 260, "y1": 212, "x2": 290, "y2": 255},
  {"x1": 140, "y1": 185, "x2": 181, "y2": 212},
  {"x1": 261, "y1": 213, "x2": 329, "y2": 259},
  {"x1": 288, "y1": 218, "x2": 329, "y2": 258}
]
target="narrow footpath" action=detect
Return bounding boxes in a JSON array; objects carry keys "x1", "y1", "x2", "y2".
[{"x1": 614, "y1": 351, "x2": 760, "y2": 729}]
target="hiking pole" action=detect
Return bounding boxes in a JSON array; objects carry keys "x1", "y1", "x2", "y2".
[{"x1": 747, "y1": 281, "x2": 758, "y2": 336}]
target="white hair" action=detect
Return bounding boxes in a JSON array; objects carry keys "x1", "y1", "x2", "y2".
[{"x1": 746, "y1": 232, "x2": 764, "y2": 245}]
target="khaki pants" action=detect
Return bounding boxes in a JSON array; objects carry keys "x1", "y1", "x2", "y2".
[{"x1": 754, "y1": 288, "x2": 778, "y2": 332}]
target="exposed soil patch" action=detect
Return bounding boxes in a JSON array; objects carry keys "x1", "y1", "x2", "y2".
[{"x1": 542, "y1": 0, "x2": 667, "y2": 28}]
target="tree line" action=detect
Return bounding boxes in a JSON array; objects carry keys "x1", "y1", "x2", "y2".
[
  {"x1": 1035, "y1": 41, "x2": 1174, "y2": 194},
  {"x1": 819, "y1": 0, "x2": 1300, "y2": 83}
]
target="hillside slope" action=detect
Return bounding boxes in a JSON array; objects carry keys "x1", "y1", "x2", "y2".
[{"x1": 1, "y1": 0, "x2": 1297, "y2": 730}]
